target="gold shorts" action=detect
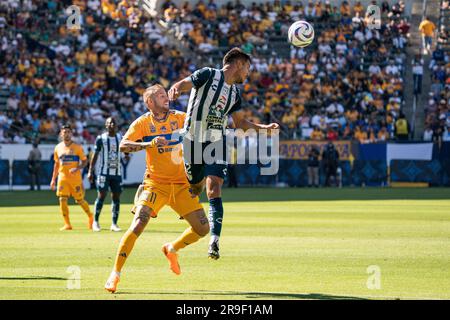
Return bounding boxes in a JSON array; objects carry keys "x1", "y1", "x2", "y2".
[
  {"x1": 132, "y1": 181, "x2": 203, "y2": 217},
  {"x1": 56, "y1": 179, "x2": 84, "y2": 201}
]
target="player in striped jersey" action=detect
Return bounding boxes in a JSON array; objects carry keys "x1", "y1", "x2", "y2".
[
  {"x1": 88, "y1": 117, "x2": 128, "y2": 232},
  {"x1": 168, "y1": 47, "x2": 279, "y2": 259}
]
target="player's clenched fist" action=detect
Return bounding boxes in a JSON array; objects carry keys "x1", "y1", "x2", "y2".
[
  {"x1": 168, "y1": 85, "x2": 180, "y2": 101},
  {"x1": 143, "y1": 136, "x2": 169, "y2": 149}
]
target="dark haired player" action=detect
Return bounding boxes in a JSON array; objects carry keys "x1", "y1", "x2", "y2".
[{"x1": 169, "y1": 47, "x2": 279, "y2": 259}]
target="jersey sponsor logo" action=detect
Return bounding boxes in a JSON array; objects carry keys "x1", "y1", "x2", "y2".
[
  {"x1": 160, "y1": 126, "x2": 167, "y2": 133},
  {"x1": 150, "y1": 124, "x2": 156, "y2": 133},
  {"x1": 158, "y1": 146, "x2": 177, "y2": 154},
  {"x1": 60, "y1": 154, "x2": 80, "y2": 164}
]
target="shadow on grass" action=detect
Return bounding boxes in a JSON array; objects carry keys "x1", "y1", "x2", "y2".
[
  {"x1": 0, "y1": 276, "x2": 67, "y2": 281},
  {"x1": 114, "y1": 290, "x2": 369, "y2": 300}
]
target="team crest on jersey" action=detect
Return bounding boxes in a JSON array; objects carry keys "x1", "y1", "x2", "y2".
[
  {"x1": 150, "y1": 124, "x2": 156, "y2": 133},
  {"x1": 160, "y1": 126, "x2": 167, "y2": 133},
  {"x1": 170, "y1": 121, "x2": 178, "y2": 131}
]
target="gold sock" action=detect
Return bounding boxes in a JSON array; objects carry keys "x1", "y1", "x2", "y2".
[
  {"x1": 59, "y1": 197, "x2": 71, "y2": 226},
  {"x1": 172, "y1": 227, "x2": 202, "y2": 251},
  {"x1": 114, "y1": 230, "x2": 138, "y2": 273},
  {"x1": 78, "y1": 199, "x2": 92, "y2": 217}
]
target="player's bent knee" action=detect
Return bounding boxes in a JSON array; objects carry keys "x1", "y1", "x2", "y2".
[
  {"x1": 194, "y1": 223, "x2": 209, "y2": 237},
  {"x1": 59, "y1": 197, "x2": 68, "y2": 203},
  {"x1": 206, "y1": 187, "x2": 221, "y2": 199},
  {"x1": 98, "y1": 192, "x2": 107, "y2": 200},
  {"x1": 189, "y1": 209, "x2": 209, "y2": 236},
  {"x1": 132, "y1": 205, "x2": 152, "y2": 235}
]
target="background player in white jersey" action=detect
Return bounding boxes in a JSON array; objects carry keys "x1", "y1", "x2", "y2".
[
  {"x1": 168, "y1": 48, "x2": 279, "y2": 259},
  {"x1": 88, "y1": 117, "x2": 128, "y2": 232}
]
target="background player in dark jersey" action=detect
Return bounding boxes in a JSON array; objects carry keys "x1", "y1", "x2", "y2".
[
  {"x1": 168, "y1": 48, "x2": 279, "y2": 259},
  {"x1": 88, "y1": 117, "x2": 128, "y2": 232}
]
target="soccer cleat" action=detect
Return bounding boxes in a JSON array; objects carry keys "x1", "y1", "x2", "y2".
[
  {"x1": 162, "y1": 243, "x2": 181, "y2": 275},
  {"x1": 59, "y1": 225, "x2": 73, "y2": 231},
  {"x1": 104, "y1": 272, "x2": 120, "y2": 293},
  {"x1": 92, "y1": 221, "x2": 101, "y2": 232},
  {"x1": 88, "y1": 215, "x2": 94, "y2": 229},
  {"x1": 208, "y1": 240, "x2": 220, "y2": 260},
  {"x1": 110, "y1": 224, "x2": 121, "y2": 232}
]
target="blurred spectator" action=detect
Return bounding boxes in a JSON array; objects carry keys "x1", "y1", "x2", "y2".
[
  {"x1": 394, "y1": 113, "x2": 410, "y2": 140},
  {"x1": 322, "y1": 142, "x2": 340, "y2": 187},
  {"x1": 443, "y1": 126, "x2": 450, "y2": 142},
  {"x1": 412, "y1": 54, "x2": 424, "y2": 95},
  {"x1": 307, "y1": 146, "x2": 320, "y2": 188},
  {"x1": 27, "y1": 142, "x2": 42, "y2": 191},
  {"x1": 419, "y1": 16, "x2": 436, "y2": 55}
]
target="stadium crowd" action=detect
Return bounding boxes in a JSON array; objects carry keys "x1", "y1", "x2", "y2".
[
  {"x1": 163, "y1": 0, "x2": 411, "y2": 141},
  {"x1": 0, "y1": 0, "x2": 193, "y2": 144},
  {"x1": 423, "y1": 0, "x2": 450, "y2": 143},
  {"x1": 0, "y1": 0, "x2": 445, "y2": 145}
]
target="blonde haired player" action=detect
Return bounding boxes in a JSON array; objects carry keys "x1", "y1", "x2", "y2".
[
  {"x1": 104, "y1": 84, "x2": 209, "y2": 293},
  {"x1": 50, "y1": 124, "x2": 93, "y2": 230}
]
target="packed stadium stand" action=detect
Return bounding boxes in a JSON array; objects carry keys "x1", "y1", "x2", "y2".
[
  {"x1": 0, "y1": 0, "x2": 447, "y2": 144},
  {"x1": 423, "y1": 0, "x2": 449, "y2": 142}
]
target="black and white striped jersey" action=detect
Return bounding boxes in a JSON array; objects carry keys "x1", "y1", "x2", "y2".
[
  {"x1": 181, "y1": 67, "x2": 242, "y2": 142},
  {"x1": 94, "y1": 132, "x2": 123, "y2": 177}
]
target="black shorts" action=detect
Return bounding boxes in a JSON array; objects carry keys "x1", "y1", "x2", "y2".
[
  {"x1": 182, "y1": 138, "x2": 228, "y2": 185},
  {"x1": 96, "y1": 175, "x2": 122, "y2": 193}
]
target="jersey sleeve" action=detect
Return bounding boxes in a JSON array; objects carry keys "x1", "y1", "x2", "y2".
[
  {"x1": 228, "y1": 89, "x2": 242, "y2": 114},
  {"x1": 190, "y1": 67, "x2": 211, "y2": 89},
  {"x1": 123, "y1": 118, "x2": 144, "y2": 142},
  {"x1": 94, "y1": 135, "x2": 103, "y2": 153},
  {"x1": 78, "y1": 145, "x2": 87, "y2": 162}
]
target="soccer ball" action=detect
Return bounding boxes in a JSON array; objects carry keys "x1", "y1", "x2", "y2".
[{"x1": 288, "y1": 20, "x2": 315, "y2": 48}]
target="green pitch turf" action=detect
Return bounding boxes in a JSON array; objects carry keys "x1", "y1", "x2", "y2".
[{"x1": 0, "y1": 187, "x2": 449, "y2": 300}]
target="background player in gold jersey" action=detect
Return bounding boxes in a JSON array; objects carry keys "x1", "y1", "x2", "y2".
[
  {"x1": 50, "y1": 125, "x2": 93, "y2": 231},
  {"x1": 104, "y1": 84, "x2": 209, "y2": 293}
]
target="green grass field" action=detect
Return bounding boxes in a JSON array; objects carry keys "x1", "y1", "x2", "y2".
[{"x1": 0, "y1": 187, "x2": 449, "y2": 300}]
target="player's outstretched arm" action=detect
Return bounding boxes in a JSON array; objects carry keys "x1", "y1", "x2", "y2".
[
  {"x1": 168, "y1": 78, "x2": 193, "y2": 101},
  {"x1": 119, "y1": 137, "x2": 169, "y2": 153},
  {"x1": 231, "y1": 110, "x2": 280, "y2": 133}
]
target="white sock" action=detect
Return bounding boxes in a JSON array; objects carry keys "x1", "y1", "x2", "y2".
[
  {"x1": 167, "y1": 243, "x2": 176, "y2": 253},
  {"x1": 210, "y1": 235, "x2": 220, "y2": 244}
]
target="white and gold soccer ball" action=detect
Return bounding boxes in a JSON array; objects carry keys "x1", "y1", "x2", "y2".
[{"x1": 288, "y1": 20, "x2": 315, "y2": 48}]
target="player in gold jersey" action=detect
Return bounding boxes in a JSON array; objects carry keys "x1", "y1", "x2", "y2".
[
  {"x1": 50, "y1": 125, "x2": 93, "y2": 231},
  {"x1": 104, "y1": 84, "x2": 209, "y2": 293}
]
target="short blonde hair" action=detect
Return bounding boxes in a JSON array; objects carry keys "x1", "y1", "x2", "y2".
[{"x1": 143, "y1": 84, "x2": 164, "y2": 105}]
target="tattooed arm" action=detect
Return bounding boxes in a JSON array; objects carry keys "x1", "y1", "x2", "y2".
[{"x1": 119, "y1": 137, "x2": 169, "y2": 153}]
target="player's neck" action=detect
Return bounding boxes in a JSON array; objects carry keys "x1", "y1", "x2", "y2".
[
  {"x1": 151, "y1": 110, "x2": 168, "y2": 122},
  {"x1": 222, "y1": 66, "x2": 235, "y2": 85},
  {"x1": 63, "y1": 140, "x2": 73, "y2": 147},
  {"x1": 107, "y1": 131, "x2": 116, "y2": 137}
]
